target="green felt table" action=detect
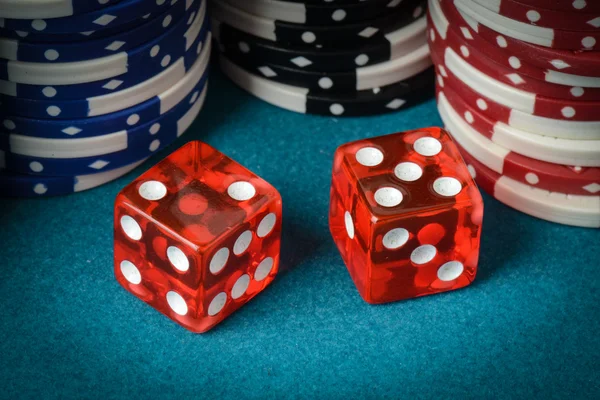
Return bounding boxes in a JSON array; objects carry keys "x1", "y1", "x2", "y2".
[{"x1": 1, "y1": 68, "x2": 598, "y2": 399}]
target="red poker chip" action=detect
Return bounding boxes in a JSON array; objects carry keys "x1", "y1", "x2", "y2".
[
  {"x1": 471, "y1": 0, "x2": 600, "y2": 32},
  {"x1": 437, "y1": 80, "x2": 600, "y2": 142},
  {"x1": 434, "y1": 89, "x2": 600, "y2": 197},
  {"x1": 512, "y1": 0, "x2": 600, "y2": 14},
  {"x1": 453, "y1": 0, "x2": 600, "y2": 51},
  {"x1": 436, "y1": 0, "x2": 600, "y2": 76},
  {"x1": 436, "y1": 82, "x2": 600, "y2": 168},
  {"x1": 428, "y1": 35, "x2": 600, "y2": 122},
  {"x1": 426, "y1": 11, "x2": 600, "y2": 101},
  {"x1": 456, "y1": 140, "x2": 600, "y2": 228},
  {"x1": 430, "y1": 47, "x2": 600, "y2": 141}
]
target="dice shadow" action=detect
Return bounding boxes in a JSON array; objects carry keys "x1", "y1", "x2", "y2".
[
  {"x1": 278, "y1": 218, "x2": 329, "y2": 274},
  {"x1": 470, "y1": 194, "x2": 531, "y2": 284}
]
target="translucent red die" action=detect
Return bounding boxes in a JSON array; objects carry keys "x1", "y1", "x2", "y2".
[
  {"x1": 329, "y1": 128, "x2": 483, "y2": 304},
  {"x1": 114, "y1": 141, "x2": 282, "y2": 333}
]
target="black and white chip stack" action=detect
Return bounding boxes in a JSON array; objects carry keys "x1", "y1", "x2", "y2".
[
  {"x1": 211, "y1": 0, "x2": 434, "y2": 117},
  {"x1": 0, "y1": 0, "x2": 212, "y2": 198}
]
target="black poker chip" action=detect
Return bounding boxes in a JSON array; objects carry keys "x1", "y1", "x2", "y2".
[
  {"x1": 212, "y1": 0, "x2": 426, "y2": 48},
  {"x1": 219, "y1": 53, "x2": 435, "y2": 117},
  {"x1": 218, "y1": 39, "x2": 432, "y2": 93},
  {"x1": 222, "y1": 0, "x2": 402, "y2": 25},
  {"x1": 213, "y1": 16, "x2": 428, "y2": 72}
]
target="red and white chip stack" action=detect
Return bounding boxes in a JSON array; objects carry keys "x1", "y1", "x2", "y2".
[{"x1": 427, "y1": 0, "x2": 600, "y2": 228}]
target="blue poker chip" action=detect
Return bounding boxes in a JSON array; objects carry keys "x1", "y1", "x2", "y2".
[
  {"x1": 0, "y1": 0, "x2": 208, "y2": 86},
  {"x1": 0, "y1": 13, "x2": 154, "y2": 43},
  {"x1": 0, "y1": 68, "x2": 209, "y2": 157},
  {"x1": 0, "y1": 158, "x2": 146, "y2": 198},
  {"x1": 0, "y1": 10, "x2": 208, "y2": 102},
  {"x1": 0, "y1": 0, "x2": 174, "y2": 34},
  {"x1": 0, "y1": 0, "x2": 120, "y2": 19},
  {"x1": 0, "y1": 34, "x2": 211, "y2": 139},
  {"x1": 0, "y1": 18, "x2": 210, "y2": 122},
  {"x1": 0, "y1": 0, "x2": 199, "y2": 63},
  {"x1": 0, "y1": 78, "x2": 209, "y2": 176}
]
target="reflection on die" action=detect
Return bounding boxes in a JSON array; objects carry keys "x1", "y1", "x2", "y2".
[
  {"x1": 329, "y1": 128, "x2": 484, "y2": 304},
  {"x1": 114, "y1": 141, "x2": 282, "y2": 333}
]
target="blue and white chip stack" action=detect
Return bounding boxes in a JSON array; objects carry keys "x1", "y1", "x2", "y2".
[{"x1": 0, "y1": 0, "x2": 212, "y2": 197}]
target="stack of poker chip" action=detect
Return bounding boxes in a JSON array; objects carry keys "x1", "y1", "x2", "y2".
[
  {"x1": 210, "y1": 0, "x2": 434, "y2": 117},
  {"x1": 0, "y1": 0, "x2": 212, "y2": 197},
  {"x1": 427, "y1": 0, "x2": 600, "y2": 228}
]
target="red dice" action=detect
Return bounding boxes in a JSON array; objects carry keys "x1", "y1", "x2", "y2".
[
  {"x1": 329, "y1": 128, "x2": 483, "y2": 304},
  {"x1": 114, "y1": 141, "x2": 282, "y2": 333}
]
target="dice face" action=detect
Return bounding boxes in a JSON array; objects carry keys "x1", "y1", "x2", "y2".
[
  {"x1": 114, "y1": 142, "x2": 282, "y2": 333},
  {"x1": 329, "y1": 128, "x2": 483, "y2": 304}
]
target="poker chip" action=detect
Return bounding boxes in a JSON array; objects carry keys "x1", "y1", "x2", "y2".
[
  {"x1": 212, "y1": 0, "x2": 426, "y2": 48},
  {"x1": 0, "y1": 13, "x2": 157, "y2": 43},
  {"x1": 496, "y1": 0, "x2": 600, "y2": 14},
  {"x1": 0, "y1": 0, "x2": 174, "y2": 34},
  {"x1": 213, "y1": 16, "x2": 427, "y2": 72},
  {"x1": 0, "y1": 0, "x2": 198, "y2": 63},
  {"x1": 1, "y1": 38, "x2": 211, "y2": 139},
  {"x1": 220, "y1": 54, "x2": 434, "y2": 117},
  {"x1": 1, "y1": 81, "x2": 208, "y2": 176},
  {"x1": 432, "y1": 0, "x2": 600, "y2": 86},
  {"x1": 429, "y1": 0, "x2": 600, "y2": 227},
  {"x1": 470, "y1": 0, "x2": 600, "y2": 32},
  {"x1": 0, "y1": 158, "x2": 146, "y2": 198},
  {"x1": 431, "y1": 28, "x2": 600, "y2": 102},
  {"x1": 436, "y1": 0, "x2": 600, "y2": 76},
  {"x1": 438, "y1": 79, "x2": 600, "y2": 142},
  {"x1": 437, "y1": 92, "x2": 600, "y2": 198},
  {"x1": 454, "y1": 0, "x2": 600, "y2": 50},
  {"x1": 0, "y1": 2, "x2": 208, "y2": 86},
  {"x1": 1, "y1": 23, "x2": 208, "y2": 102},
  {"x1": 223, "y1": 0, "x2": 398, "y2": 25},
  {"x1": 1, "y1": 0, "x2": 212, "y2": 197},
  {"x1": 0, "y1": 0, "x2": 119, "y2": 20},
  {"x1": 427, "y1": 3, "x2": 600, "y2": 101},
  {"x1": 461, "y1": 141, "x2": 600, "y2": 229},
  {"x1": 431, "y1": 55, "x2": 600, "y2": 141},
  {"x1": 1, "y1": 65, "x2": 208, "y2": 154},
  {"x1": 1, "y1": 21, "x2": 209, "y2": 120},
  {"x1": 213, "y1": 0, "x2": 433, "y2": 116},
  {"x1": 435, "y1": 45, "x2": 600, "y2": 121},
  {"x1": 280, "y1": 0, "x2": 373, "y2": 3},
  {"x1": 221, "y1": 42, "x2": 432, "y2": 93},
  {"x1": 438, "y1": 87, "x2": 600, "y2": 167}
]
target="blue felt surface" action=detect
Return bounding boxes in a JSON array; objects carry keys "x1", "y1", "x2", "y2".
[{"x1": 0, "y1": 68, "x2": 598, "y2": 400}]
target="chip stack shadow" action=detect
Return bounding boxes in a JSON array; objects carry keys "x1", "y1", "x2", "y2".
[
  {"x1": 211, "y1": 0, "x2": 434, "y2": 117},
  {"x1": 0, "y1": 0, "x2": 212, "y2": 198},
  {"x1": 427, "y1": 0, "x2": 600, "y2": 228}
]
